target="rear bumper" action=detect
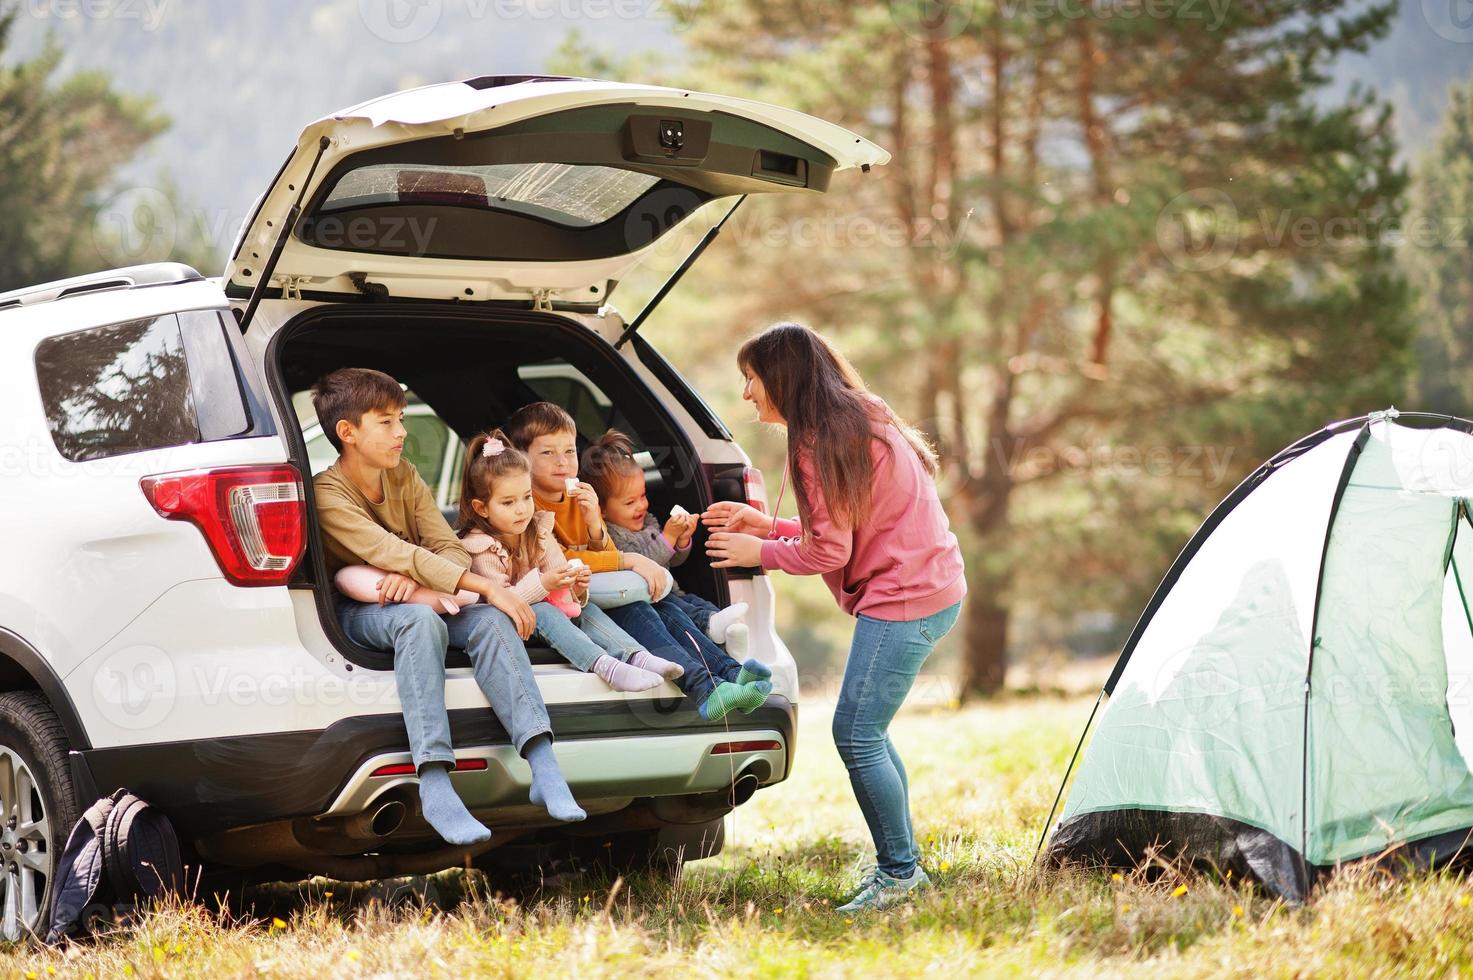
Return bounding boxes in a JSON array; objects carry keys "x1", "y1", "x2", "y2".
[{"x1": 78, "y1": 695, "x2": 796, "y2": 837}]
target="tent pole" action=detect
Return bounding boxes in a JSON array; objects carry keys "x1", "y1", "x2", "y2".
[
  {"x1": 1296, "y1": 423, "x2": 1370, "y2": 896},
  {"x1": 1034, "y1": 688, "x2": 1105, "y2": 863}
]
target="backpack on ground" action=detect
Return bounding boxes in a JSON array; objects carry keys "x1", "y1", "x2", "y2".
[{"x1": 45, "y1": 789, "x2": 184, "y2": 943}]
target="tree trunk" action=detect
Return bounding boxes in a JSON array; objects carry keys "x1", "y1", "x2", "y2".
[{"x1": 959, "y1": 580, "x2": 1010, "y2": 698}]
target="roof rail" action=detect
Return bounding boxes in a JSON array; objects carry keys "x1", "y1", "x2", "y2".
[{"x1": 0, "y1": 263, "x2": 205, "y2": 312}]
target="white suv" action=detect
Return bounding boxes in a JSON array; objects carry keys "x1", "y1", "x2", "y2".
[{"x1": 0, "y1": 75, "x2": 887, "y2": 938}]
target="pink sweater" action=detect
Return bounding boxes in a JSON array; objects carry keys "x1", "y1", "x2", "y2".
[
  {"x1": 460, "y1": 512, "x2": 589, "y2": 608},
  {"x1": 759, "y1": 415, "x2": 966, "y2": 621}
]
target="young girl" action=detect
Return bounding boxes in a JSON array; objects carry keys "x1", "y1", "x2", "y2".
[
  {"x1": 504, "y1": 402, "x2": 773, "y2": 721},
  {"x1": 453, "y1": 429, "x2": 688, "y2": 693},
  {"x1": 583, "y1": 429, "x2": 751, "y2": 656}
]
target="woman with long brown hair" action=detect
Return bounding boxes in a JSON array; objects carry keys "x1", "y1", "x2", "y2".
[{"x1": 703, "y1": 322, "x2": 966, "y2": 913}]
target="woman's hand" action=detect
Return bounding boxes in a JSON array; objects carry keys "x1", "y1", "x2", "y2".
[
  {"x1": 706, "y1": 531, "x2": 765, "y2": 569},
  {"x1": 541, "y1": 565, "x2": 578, "y2": 593},
  {"x1": 623, "y1": 552, "x2": 667, "y2": 597},
  {"x1": 572, "y1": 563, "x2": 593, "y2": 594},
  {"x1": 701, "y1": 501, "x2": 774, "y2": 536}
]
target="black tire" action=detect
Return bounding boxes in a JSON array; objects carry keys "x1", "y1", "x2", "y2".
[{"x1": 0, "y1": 691, "x2": 78, "y2": 943}]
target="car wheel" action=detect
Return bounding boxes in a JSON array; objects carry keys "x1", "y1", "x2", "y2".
[{"x1": 0, "y1": 692, "x2": 78, "y2": 942}]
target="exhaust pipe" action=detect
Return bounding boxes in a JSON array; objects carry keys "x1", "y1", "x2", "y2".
[
  {"x1": 728, "y1": 771, "x2": 760, "y2": 807},
  {"x1": 369, "y1": 798, "x2": 407, "y2": 837},
  {"x1": 653, "y1": 763, "x2": 769, "y2": 824}
]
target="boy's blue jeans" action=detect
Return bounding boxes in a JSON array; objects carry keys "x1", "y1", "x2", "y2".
[
  {"x1": 834, "y1": 601, "x2": 962, "y2": 879},
  {"x1": 531, "y1": 600, "x2": 643, "y2": 671},
  {"x1": 661, "y1": 590, "x2": 721, "y2": 633},
  {"x1": 584, "y1": 571, "x2": 743, "y2": 701},
  {"x1": 335, "y1": 596, "x2": 553, "y2": 771}
]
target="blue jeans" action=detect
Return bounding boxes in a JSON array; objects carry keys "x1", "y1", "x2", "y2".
[
  {"x1": 336, "y1": 597, "x2": 553, "y2": 770},
  {"x1": 834, "y1": 601, "x2": 962, "y2": 878},
  {"x1": 652, "y1": 595, "x2": 743, "y2": 684},
  {"x1": 662, "y1": 590, "x2": 720, "y2": 633},
  {"x1": 531, "y1": 600, "x2": 642, "y2": 671},
  {"x1": 602, "y1": 599, "x2": 738, "y2": 701}
]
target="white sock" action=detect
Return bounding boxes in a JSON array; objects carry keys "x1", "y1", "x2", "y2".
[
  {"x1": 723, "y1": 622, "x2": 750, "y2": 658},
  {"x1": 629, "y1": 649, "x2": 684, "y2": 680},
  {"x1": 592, "y1": 654, "x2": 663, "y2": 692},
  {"x1": 705, "y1": 602, "x2": 749, "y2": 644}
]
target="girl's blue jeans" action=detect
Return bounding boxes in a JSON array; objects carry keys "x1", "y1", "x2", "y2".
[
  {"x1": 530, "y1": 600, "x2": 643, "y2": 672},
  {"x1": 834, "y1": 601, "x2": 962, "y2": 879}
]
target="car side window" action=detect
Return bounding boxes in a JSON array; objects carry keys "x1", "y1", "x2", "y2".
[
  {"x1": 518, "y1": 362, "x2": 628, "y2": 437},
  {"x1": 401, "y1": 410, "x2": 452, "y2": 496},
  {"x1": 34, "y1": 315, "x2": 201, "y2": 462}
]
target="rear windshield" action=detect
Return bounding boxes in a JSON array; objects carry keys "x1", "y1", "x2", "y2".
[{"x1": 319, "y1": 162, "x2": 661, "y2": 228}]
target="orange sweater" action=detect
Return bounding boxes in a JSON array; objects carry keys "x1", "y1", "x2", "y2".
[{"x1": 533, "y1": 489, "x2": 623, "y2": 573}]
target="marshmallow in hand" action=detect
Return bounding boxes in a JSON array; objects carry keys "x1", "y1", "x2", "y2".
[
  {"x1": 567, "y1": 558, "x2": 586, "y2": 571},
  {"x1": 565, "y1": 477, "x2": 579, "y2": 495},
  {"x1": 669, "y1": 504, "x2": 690, "y2": 519}
]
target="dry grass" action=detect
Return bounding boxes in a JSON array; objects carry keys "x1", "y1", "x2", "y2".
[{"x1": 7, "y1": 690, "x2": 1473, "y2": 978}]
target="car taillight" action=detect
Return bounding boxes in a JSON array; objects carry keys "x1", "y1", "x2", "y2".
[
  {"x1": 711, "y1": 739, "x2": 783, "y2": 755},
  {"x1": 140, "y1": 464, "x2": 306, "y2": 587},
  {"x1": 743, "y1": 466, "x2": 768, "y2": 514},
  {"x1": 370, "y1": 759, "x2": 487, "y2": 778}
]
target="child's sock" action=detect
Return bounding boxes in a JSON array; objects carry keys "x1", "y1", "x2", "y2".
[
  {"x1": 628, "y1": 649, "x2": 685, "y2": 681},
  {"x1": 418, "y1": 764, "x2": 491, "y2": 845},
  {"x1": 705, "y1": 602, "x2": 749, "y2": 644},
  {"x1": 724, "y1": 623, "x2": 750, "y2": 658},
  {"x1": 736, "y1": 656, "x2": 770, "y2": 686},
  {"x1": 592, "y1": 654, "x2": 664, "y2": 692},
  {"x1": 524, "y1": 734, "x2": 586, "y2": 822},
  {"x1": 698, "y1": 680, "x2": 768, "y2": 721},
  {"x1": 736, "y1": 679, "x2": 772, "y2": 713}
]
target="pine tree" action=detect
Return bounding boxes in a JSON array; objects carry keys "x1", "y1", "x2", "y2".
[
  {"x1": 637, "y1": 0, "x2": 1413, "y2": 696},
  {"x1": 0, "y1": 4, "x2": 168, "y2": 291}
]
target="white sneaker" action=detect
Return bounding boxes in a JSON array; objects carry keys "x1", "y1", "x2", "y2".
[{"x1": 834, "y1": 865, "x2": 931, "y2": 913}]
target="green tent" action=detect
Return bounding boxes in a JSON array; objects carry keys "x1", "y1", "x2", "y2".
[{"x1": 1046, "y1": 411, "x2": 1473, "y2": 900}]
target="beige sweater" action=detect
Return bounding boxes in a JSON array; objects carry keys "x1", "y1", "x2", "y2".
[
  {"x1": 313, "y1": 459, "x2": 471, "y2": 595},
  {"x1": 460, "y1": 512, "x2": 589, "y2": 607}
]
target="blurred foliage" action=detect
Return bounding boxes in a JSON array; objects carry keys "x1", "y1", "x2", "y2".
[
  {"x1": 0, "y1": 2, "x2": 169, "y2": 291},
  {"x1": 1405, "y1": 72, "x2": 1473, "y2": 418}
]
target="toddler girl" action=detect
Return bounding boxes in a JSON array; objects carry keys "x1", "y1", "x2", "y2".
[{"x1": 584, "y1": 429, "x2": 751, "y2": 656}]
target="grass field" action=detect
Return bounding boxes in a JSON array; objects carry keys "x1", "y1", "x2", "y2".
[{"x1": 9, "y1": 687, "x2": 1473, "y2": 978}]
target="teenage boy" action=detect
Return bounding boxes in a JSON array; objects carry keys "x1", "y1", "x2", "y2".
[{"x1": 311, "y1": 367, "x2": 586, "y2": 846}]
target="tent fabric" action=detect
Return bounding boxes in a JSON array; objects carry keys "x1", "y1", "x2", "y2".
[{"x1": 1047, "y1": 414, "x2": 1473, "y2": 899}]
